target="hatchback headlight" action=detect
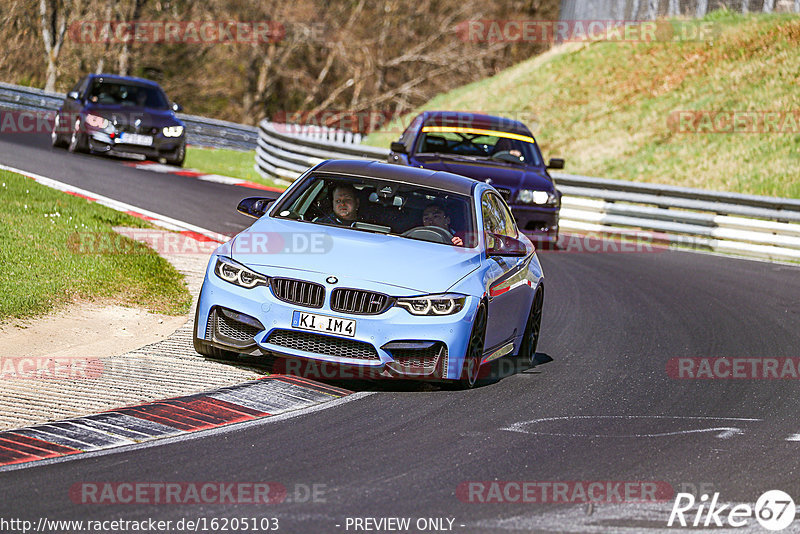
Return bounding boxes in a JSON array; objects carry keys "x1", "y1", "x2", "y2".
[
  {"x1": 396, "y1": 293, "x2": 467, "y2": 316},
  {"x1": 517, "y1": 189, "x2": 558, "y2": 205},
  {"x1": 163, "y1": 125, "x2": 184, "y2": 137},
  {"x1": 214, "y1": 257, "x2": 268, "y2": 289},
  {"x1": 85, "y1": 114, "x2": 109, "y2": 129}
]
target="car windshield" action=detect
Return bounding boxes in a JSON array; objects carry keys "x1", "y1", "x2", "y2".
[
  {"x1": 87, "y1": 81, "x2": 170, "y2": 109},
  {"x1": 416, "y1": 130, "x2": 543, "y2": 166},
  {"x1": 273, "y1": 174, "x2": 477, "y2": 247}
]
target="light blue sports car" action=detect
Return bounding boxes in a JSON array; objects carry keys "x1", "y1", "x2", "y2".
[{"x1": 194, "y1": 160, "x2": 544, "y2": 387}]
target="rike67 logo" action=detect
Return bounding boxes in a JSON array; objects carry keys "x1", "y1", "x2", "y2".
[{"x1": 668, "y1": 490, "x2": 796, "y2": 531}]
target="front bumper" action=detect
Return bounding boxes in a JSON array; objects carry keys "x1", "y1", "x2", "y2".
[
  {"x1": 87, "y1": 129, "x2": 185, "y2": 159},
  {"x1": 510, "y1": 204, "x2": 560, "y2": 244},
  {"x1": 195, "y1": 260, "x2": 480, "y2": 380}
]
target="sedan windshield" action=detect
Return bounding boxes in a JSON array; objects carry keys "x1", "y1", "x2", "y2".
[
  {"x1": 273, "y1": 174, "x2": 477, "y2": 247},
  {"x1": 87, "y1": 81, "x2": 170, "y2": 110},
  {"x1": 416, "y1": 130, "x2": 543, "y2": 166}
]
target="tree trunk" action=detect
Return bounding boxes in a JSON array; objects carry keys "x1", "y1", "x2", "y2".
[{"x1": 39, "y1": 0, "x2": 71, "y2": 92}]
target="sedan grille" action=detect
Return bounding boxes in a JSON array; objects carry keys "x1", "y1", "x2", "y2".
[
  {"x1": 271, "y1": 278, "x2": 325, "y2": 308},
  {"x1": 265, "y1": 329, "x2": 379, "y2": 360},
  {"x1": 330, "y1": 288, "x2": 393, "y2": 315}
]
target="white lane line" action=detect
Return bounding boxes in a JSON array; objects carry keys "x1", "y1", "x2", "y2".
[
  {"x1": 502, "y1": 415, "x2": 763, "y2": 439},
  {"x1": 0, "y1": 163, "x2": 229, "y2": 243}
]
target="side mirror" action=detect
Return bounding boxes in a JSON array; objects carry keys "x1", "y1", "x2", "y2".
[
  {"x1": 67, "y1": 91, "x2": 79, "y2": 100},
  {"x1": 486, "y1": 233, "x2": 529, "y2": 257},
  {"x1": 547, "y1": 158, "x2": 565, "y2": 170},
  {"x1": 390, "y1": 141, "x2": 407, "y2": 154},
  {"x1": 172, "y1": 102, "x2": 183, "y2": 113},
  {"x1": 237, "y1": 197, "x2": 274, "y2": 219}
]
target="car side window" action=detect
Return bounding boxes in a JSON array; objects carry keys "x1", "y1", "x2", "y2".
[
  {"x1": 70, "y1": 76, "x2": 87, "y2": 98},
  {"x1": 491, "y1": 194, "x2": 518, "y2": 238},
  {"x1": 481, "y1": 192, "x2": 504, "y2": 238},
  {"x1": 399, "y1": 115, "x2": 422, "y2": 151}
]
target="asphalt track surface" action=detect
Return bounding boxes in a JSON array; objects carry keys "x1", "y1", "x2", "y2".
[{"x1": 2, "y1": 132, "x2": 800, "y2": 533}]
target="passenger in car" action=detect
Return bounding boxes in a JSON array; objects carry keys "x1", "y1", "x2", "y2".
[{"x1": 422, "y1": 204, "x2": 463, "y2": 246}]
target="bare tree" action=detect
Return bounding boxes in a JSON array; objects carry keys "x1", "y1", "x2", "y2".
[{"x1": 39, "y1": 0, "x2": 71, "y2": 91}]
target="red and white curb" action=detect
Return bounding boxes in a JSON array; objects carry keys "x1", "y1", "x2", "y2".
[
  {"x1": 0, "y1": 376, "x2": 350, "y2": 468},
  {"x1": 0, "y1": 163, "x2": 230, "y2": 244},
  {"x1": 122, "y1": 161, "x2": 284, "y2": 192}
]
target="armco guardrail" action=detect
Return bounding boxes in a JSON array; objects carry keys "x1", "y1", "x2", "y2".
[
  {"x1": 255, "y1": 120, "x2": 800, "y2": 263},
  {"x1": 0, "y1": 81, "x2": 258, "y2": 150}
]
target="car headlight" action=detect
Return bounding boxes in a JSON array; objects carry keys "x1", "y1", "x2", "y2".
[
  {"x1": 85, "y1": 114, "x2": 109, "y2": 129},
  {"x1": 214, "y1": 257, "x2": 268, "y2": 289},
  {"x1": 396, "y1": 293, "x2": 467, "y2": 316},
  {"x1": 163, "y1": 125, "x2": 184, "y2": 137},
  {"x1": 517, "y1": 189, "x2": 558, "y2": 205}
]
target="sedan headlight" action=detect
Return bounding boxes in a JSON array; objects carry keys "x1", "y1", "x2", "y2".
[
  {"x1": 85, "y1": 114, "x2": 109, "y2": 129},
  {"x1": 517, "y1": 189, "x2": 558, "y2": 205},
  {"x1": 396, "y1": 293, "x2": 467, "y2": 316},
  {"x1": 214, "y1": 257, "x2": 268, "y2": 289},
  {"x1": 163, "y1": 125, "x2": 184, "y2": 137}
]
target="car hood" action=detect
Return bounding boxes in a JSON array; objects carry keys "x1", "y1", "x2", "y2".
[
  {"x1": 414, "y1": 155, "x2": 555, "y2": 192},
  {"x1": 83, "y1": 104, "x2": 181, "y2": 127},
  {"x1": 229, "y1": 217, "x2": 481, "y2": 294}
]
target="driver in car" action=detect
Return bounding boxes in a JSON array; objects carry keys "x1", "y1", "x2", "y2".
[
  {"x1": 422, "y1": 204, "x2": 463, "y2": 246},
  {"x1": 315, "y1": 184, "x2": 360, "y2": 227}
]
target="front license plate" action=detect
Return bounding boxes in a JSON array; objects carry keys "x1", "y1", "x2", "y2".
[
  {"x1": 291, "y1": 311, "x2": 356, "y2": 337},
  {"x1": 118, "y1": 133, "x2": 153, "y2": 146}
]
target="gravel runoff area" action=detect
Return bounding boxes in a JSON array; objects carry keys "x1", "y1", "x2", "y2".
[{"x1": 0, "y1": 229, "x2": 263, "y2": 431}]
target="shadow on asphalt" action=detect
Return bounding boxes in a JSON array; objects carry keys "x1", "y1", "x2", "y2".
[{"x1": 209, "y1": 352, "x2": 555, "y2": 393}]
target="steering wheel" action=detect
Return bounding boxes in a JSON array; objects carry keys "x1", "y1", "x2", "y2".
[
  {"x1": 490, "y1": 151, "x2": 523, "y2": 164},
  {"x1": 401, "y1": 225, "x2": 454, "y2": 244}
]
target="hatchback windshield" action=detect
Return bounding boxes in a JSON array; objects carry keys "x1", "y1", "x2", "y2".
[
  {"x1": 273, "y1": 174, "x2": 477, "y2": 247},
  {"x1": 87, "y1": 81, "x2": 170, "y2": 109}
]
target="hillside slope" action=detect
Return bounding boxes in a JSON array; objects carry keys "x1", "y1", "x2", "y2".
[{"x1": 365, "y1": 12, "x2": 800, "y2": 199}]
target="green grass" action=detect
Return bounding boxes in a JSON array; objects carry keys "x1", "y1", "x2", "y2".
[
  {"x1": 0, "y1": 170, "x2": 192, "y2": 320},
  {"x1": 185, "y1": 146, "x2": 286, "y2": 190},
  {"x1": 364, "y1": 11, "x2": 800, "y2": 199}
]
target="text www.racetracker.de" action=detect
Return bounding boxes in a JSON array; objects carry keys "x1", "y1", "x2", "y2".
[{"x1": 0, "y1": 516, "x2": 281, "y2": 533}]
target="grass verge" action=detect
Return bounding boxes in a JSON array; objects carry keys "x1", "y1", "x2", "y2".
[
  {"x1": 185, "y1": 146, "x2": 286, "y2": 190},
  {"x1": 364, "y1": 11, "x2": 800, "y2": 199},
  {"x1": 0, "y1": 169, "x2": 192, "y2": 320}
]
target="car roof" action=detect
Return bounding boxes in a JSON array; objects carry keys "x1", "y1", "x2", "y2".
[
  {"x1": 416, "y1": 110, "x2": 533, "y2": 137},
  {"x1": 88, "y1": 73, "x2": 162, "y2": 88},
  {"x1": 313, "y1": 160, "x2": 477, "y2": 195}
]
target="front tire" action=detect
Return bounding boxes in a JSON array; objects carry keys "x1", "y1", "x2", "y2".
[
  {"x1": 165, "y1": 143, "x2": 185, "y2": 167},
  {"x1": 68, "y1": 117, "x2": 87, "y2": 153},
  {"x1": 457, "y1": 303, "x2": 487, "y2": 388},
  {"x1": 51, "y1": 113, "x2": 67, "y2": 148}
]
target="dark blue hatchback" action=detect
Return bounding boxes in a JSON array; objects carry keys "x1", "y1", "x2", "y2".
[
  {"x1": 388, "y1": 111, "x2": 564, "y2": 244},
  {"x1": 51, "y1": 73, "x2": 186, "y2": 166}
]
